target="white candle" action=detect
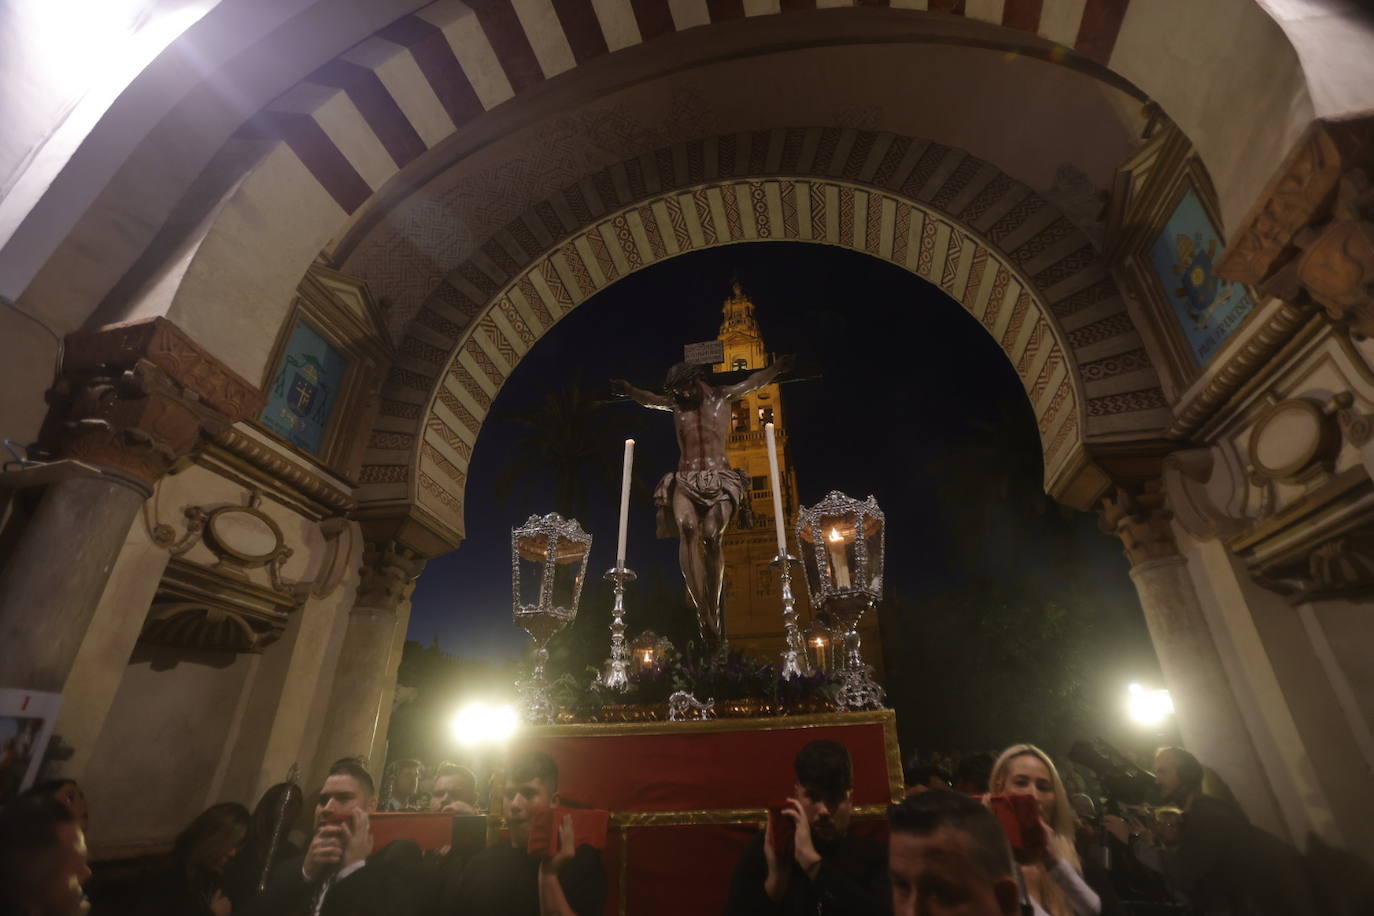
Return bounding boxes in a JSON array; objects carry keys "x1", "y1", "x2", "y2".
[
  {"x1": 616, "y1": 439, "x2": 634, "y2": 569},
  {"x1": 827, "y1": 527, "x2": 851, "y2": 588},
  {"x1": 764, "y1": 423, "x2": 788, "y2": 559}
]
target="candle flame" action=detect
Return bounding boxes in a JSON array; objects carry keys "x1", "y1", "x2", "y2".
[
  {"x1": 811, "y1": 637, "x2": 825, "y2": 647},
  {"x1": 640, "y1": 650, "x2": 654, "y2": 663},
  {"x1": 827, "y1": 527, "x2": 843, "y2": 543}
]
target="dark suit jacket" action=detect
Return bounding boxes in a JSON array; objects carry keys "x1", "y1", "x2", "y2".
[
  {"x1": 245, "y1": 840, "x2": 432, "y2": 916},
  {"x1": 726, "y1": 831, "x2": 891, "y2": 916}
]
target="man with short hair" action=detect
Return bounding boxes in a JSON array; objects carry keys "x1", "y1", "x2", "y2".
[
  {"x1": 1154, "y1": 746, "x2": 1318, "y2": 915},
  {"x1": 0, "y1": 793, "x2": 91, "y2": 916},
  {"x1": 726, "y1": 740, "x2": 890, "y2": 914},
  {"x1": 445, "y1": 751, "x2": 605, "y2": 915},
  {"x1": 887, "y1": 791, "x2": 1022, "y2": 916},
  {"x1": 383, "y1": 759, "x2": 423, "y2": 812},
  {"x1": 429, "y1": 763, "x2": 479, "y2": 815},
  {"x1": 249, "y1": 758, "x2": 428, "y2": 916}
]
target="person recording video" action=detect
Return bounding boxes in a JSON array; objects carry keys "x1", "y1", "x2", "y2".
[{"x1": 988, "y1": 745, "x2": 1112, "y2": 916}]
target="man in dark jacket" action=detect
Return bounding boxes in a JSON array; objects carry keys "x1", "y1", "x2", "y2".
[
  {"x1": 726, "y1": 740, "x2": 890, "y2": 915},
  {"x1": 1155, "y1": 746, "x2": 1318, "y2": 916},
  {"x1": 247, "y1": 758, "x2": 429, "y2": 916}
]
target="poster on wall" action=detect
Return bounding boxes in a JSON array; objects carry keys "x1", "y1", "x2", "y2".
[
  {"x1": 1149, "y1": 188, "x2": 1257, "y2": 366},
  {"x1": 259, "y1": 320, "x2": 349, "y2": 456},
  {"x1": 0, "y1": 688, "x2": 62, "y2": 805}
]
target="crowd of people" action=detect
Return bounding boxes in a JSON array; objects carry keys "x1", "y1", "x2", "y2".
[{"x1": 0, "y1": 738, "x2": 1359, "y2": 916}]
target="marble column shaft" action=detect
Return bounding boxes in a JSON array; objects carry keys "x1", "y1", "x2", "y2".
[
  {"x1": 0, "y1": 472, "x2": 149, "y2": 690},
  {"x1": 1128, "y1": 556, "x2": 1262, "y2": 767},
  {"x1": 0, "y1": 317, "x2": 262, "y2": 693},
  {"x1": 313, "y1": 542, "x2": 424, "y2": 779}
]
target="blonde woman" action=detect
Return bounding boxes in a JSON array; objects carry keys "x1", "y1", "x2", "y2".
[{"x1": 989, "y1": 744, "x2": 1101, "y2": 916}]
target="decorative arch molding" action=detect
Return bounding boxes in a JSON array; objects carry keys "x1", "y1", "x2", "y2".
[{"x1": 358, "y1": 131, "x2": 1170, "y2": 547}]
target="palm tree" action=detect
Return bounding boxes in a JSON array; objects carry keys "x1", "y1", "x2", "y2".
[{"x1": 493, "y1": 376, "x2": 643, "y2": 520}]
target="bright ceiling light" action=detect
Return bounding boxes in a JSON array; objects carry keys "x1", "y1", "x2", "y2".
[
  {"x1": 1126, "y1": 683, "x2": 1174, "y2": 727},
  {"x1": 450, "y1": 701, "x2": 518, "y2": 746}
]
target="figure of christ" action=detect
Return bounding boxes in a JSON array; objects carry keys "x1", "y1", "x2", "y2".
[{"x1": 611, "y1": 357, "x2": 791, "y2": 647}]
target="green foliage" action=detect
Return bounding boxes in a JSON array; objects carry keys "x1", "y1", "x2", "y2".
[{"x1": 879, "y1": 579, "x2": 1095, "y2": 756}]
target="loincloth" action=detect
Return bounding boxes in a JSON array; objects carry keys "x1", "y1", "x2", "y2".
[{"x1": 654, "y1": 468, "x2": 751, "y2": 538}]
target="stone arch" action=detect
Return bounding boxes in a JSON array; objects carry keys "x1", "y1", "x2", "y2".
[
  {"x1": 359, "y1": 130, "x2": 1169, "y2": 546},
  {"x1": 69, "y1": 0, "x2": 1307, "y2": 402}
]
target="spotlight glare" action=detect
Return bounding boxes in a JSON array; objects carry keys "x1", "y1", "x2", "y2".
[
  {"x1": 1126, "y1": 684, "x2": 1174, "y2": 727},
  {"x1": 451, "y1": 701, "x2": 519, "y2": 746}
]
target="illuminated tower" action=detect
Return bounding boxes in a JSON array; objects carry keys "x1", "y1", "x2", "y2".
[
  {"x1": 716, "y1": 282, "x2": 800, "y2": 665},
  {"x1": 716, "y1": 283, "x2": 884, "y2": 676}
]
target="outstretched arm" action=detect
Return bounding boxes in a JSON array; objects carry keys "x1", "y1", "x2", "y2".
[
  {"x1": 721, "y1": 355, "x2": 793, "y2": 400},
  {"x1": 610, "y1": 378, "x2": 672, "y2": 411}
]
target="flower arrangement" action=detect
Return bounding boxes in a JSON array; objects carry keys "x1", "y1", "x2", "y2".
[{"x1": 539, "y1": 646, "x2": 842, "y2": 722}]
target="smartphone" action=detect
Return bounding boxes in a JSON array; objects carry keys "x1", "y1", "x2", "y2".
[
  {"x1": 767, "y1": 804, "x2": 796, "y2": 861},
  {"x1": 986, "y1": 794, "x2": 1045, "y2": 854}
]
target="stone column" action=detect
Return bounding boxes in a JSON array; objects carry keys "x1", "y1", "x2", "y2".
[
  {"x1": 314, "y1": 541, "x2": 425, "y2": 779},
  {"x1": 0, "y1": 317, "x2": 262, "y2": 691},
  {"x1": 1099, "y1": 483, "x2": 1275, "y2": 808}
]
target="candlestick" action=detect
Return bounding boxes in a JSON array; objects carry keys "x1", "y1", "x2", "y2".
[
  {"x1": 598, "y1": 566, "x2": 636, "y2": 690},
  {"x1": 827, "y1": 527, "x2": 851, "y2": 588},
  {"x1": 616, "y1": 439, "x2": 634, "y2": 568},
  {"x1": 764, "y1": 424, "x2": 788, "y2": 558},
  {"x1": 771, "y1": 552, "x2": 809, "y2": 679}
]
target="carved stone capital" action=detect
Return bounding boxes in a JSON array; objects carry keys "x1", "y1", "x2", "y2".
[
  {"x1": 47, "y1": 318, "x2": 264, "y2": 486},
  {"x1": 356, "y1": 540, "x2": 426, "y2": 613},
  {"x1": 1217, "y1": 119, "x2": 1374, "y2": 337},
  {"x1": 1098, "y1": 480, "x2": 1178, "y2": 566},
  {"x1": 1291, "y1": 170, "x2": 1374, "y2": 336}
]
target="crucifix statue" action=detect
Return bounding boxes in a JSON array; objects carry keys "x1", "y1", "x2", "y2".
[{"x1": 611, "y1": 355, "x2": 792, "y2": 648}]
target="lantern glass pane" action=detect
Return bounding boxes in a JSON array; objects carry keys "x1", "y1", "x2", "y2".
[
  {"x1": 549, "y1": 539, "x2": 586, "y2": 609},
  {"x1": 865, "y1": 517, "x2": 884, "y2": 595},
  {"x1": 819, "y1": 513, "x2": 857, "y2": 588},
  {"x1": 516, "y1": 551, "x2": 545, "y2": 609}
]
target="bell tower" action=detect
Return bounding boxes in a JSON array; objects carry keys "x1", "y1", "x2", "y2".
[
  {"x1": 716, "y1": 282, "x2": 884, "y2": 676},
  {"x1": 716, "y1": 282, "x2": 810, "y2": 657}
]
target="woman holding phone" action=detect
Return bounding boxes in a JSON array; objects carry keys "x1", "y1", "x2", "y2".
[{"x1": 989, "y1": 744, "x2": 1103, "y2": 916}]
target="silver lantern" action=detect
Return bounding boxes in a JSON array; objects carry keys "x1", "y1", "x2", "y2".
[
  {"x1": 796, "y1": 491, "x2": 885, "y2": 710},
  {"x1": 512, "y1": 512, "x2": 592, "y2": 722}
]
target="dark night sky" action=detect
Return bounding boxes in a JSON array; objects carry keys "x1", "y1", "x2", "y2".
[{"x1": 406, "y1": 244, "x2": 1161, "y2": 719}]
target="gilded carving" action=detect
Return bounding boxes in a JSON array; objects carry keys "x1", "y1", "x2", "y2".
[
  {"x1": 1290, "y1": 170, "x2": 1374, "y2": 337},
  {"x1": 1216, "y1": 125, "x2": 1347, "y2": 285},
  {"x1": 53, "y1": 359, "x2": 233, "y2": 486},
  {"x1": 52, "y1": 318, "x2": 265, "y2": 486}
]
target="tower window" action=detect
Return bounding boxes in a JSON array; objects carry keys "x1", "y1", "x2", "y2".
[
  {"x1": 758, "y1": 406, "x2": 774, "y2": 426},
  {"x1": 733, "y1": 358, "x2": 747, "y2": 371},
  {"x1": 731, "y1": 400, "x2": 750, "y2": 432},
  {"x1": 751, "y1": 475, "x2": 767, "y2": 491}
]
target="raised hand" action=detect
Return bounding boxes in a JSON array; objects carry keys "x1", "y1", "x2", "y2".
[
  {"x1": 303, "y1": 825, "x2": 345, "y2": 882},
  {"x1": 783, "y1": 798, "x2": 821, "y2": 877},
  {"x1": 763, "y1": 811, "x2": 789, "y2": 902},
  {"x1": 550, "y1": 814, "x2": 576, "y2": 874},
  {"x1": 342, "y1": 808, "x2": 371, "y2": 869}
]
